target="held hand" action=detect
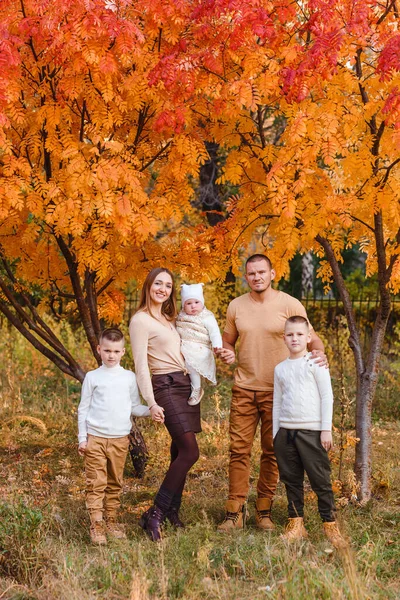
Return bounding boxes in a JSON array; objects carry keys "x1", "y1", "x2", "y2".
[
  {"x1": 215, "y1": 347, "x2": 236, "y2": 364},
  {"x1": 78, "y1": 441, "x2": 87, "y2": 456},
  {"x1": 150, "y1": 404, "x2": 165, "y2": 423},
  {"x1": 320, "y1": 431, "x2": 333, "y2": 451},
  {"x1": 310, "y1": 349, "x2": 329, "y2": 368}
]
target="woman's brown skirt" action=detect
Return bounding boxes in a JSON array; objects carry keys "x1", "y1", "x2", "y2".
[{"x1": 152, "y1": 371, "x2": 201, "y2": 438}]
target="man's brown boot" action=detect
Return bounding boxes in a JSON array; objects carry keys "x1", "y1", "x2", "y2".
[
  {"x1": 281, "y1": 517, "x2": 308, "y2": 542},
  {"x1": 90, "y1": 520, "x2": 107, "y2": 545},
  {"x1": 104, "y1": 515, "x2": 127, "y2": 540},
  {"x1": 323, "y1": 521, "x2": 347, "y2": 549},
  {"x1": 255, "y1": 498, "x2": 274, "y2": 531},
  {"x1": 217, "y1": 500, "x2": 246, "y2": 532}
]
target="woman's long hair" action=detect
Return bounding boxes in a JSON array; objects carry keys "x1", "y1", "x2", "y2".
[{"x1": 137, "y1": 267, "x2": 177, "y2": 321}]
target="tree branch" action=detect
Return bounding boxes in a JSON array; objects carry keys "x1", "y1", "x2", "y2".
[
  {"x1": 55, "y1": 235, "x2": 101, "y2": 363},
  {"x1": 97, "y1": 277, "x2": 115, "y2": 296},
  {"x1": 0, "y1": 297, "x2": 85, "y2": 382},
  {"x1": 380, "y1": 157, "x2": 400, "y2": 187},
  {"x1": 377, "y1": 0, "x2": 397, "y2": 24},
  {"x1": 140, "y1": 142, "x2": 172, "y2": 172}
]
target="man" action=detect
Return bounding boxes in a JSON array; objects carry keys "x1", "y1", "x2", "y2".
[{"x1": 216, "y1": 254, "x2": 326, "y2": 531}]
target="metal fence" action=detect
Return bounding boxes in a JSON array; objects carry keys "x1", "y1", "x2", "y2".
[
  {"x1": 302, "y1": 292, "x2": 400, "y2": 356},
  {"x1": 125, "y1": 284, "x2": 400, "y2": 355}
]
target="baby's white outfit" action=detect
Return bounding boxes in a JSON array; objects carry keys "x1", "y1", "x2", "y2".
[{"x1": 176, "y1": 308, "x2": 222, "y2": 389}]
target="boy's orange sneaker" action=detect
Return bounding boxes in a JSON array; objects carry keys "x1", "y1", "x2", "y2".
[{"x1": 281, "y1": 517, "x2": 308, "y2": 541}]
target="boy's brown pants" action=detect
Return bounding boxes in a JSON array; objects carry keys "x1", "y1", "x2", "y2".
[
  {"x1": 228, "y1": 386, "x2": 279, "y2": 503},
  {"x1": 84, "y1": 434, "x2": 130, "y2": 522}
]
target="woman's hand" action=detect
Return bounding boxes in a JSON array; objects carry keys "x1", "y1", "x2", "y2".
[
  {"x1": 150, "y1": 404, "x2": 165, "y2": 423},
  {"x1": 320, "y1": 430, "x2": 333, "y2": 451}
]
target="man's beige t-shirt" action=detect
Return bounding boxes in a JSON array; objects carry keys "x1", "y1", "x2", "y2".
[{"x1": 224, "y1": 291, "x2": 311, "y2": 391}]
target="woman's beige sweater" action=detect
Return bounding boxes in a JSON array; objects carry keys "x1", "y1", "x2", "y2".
[{"x1": 129, "y1": 311, "x2": 186, "y2": 407}]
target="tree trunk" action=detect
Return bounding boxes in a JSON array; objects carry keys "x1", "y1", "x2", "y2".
[
  {"x1": 316, "y1": 233, "x2": 392, "y2": 502},
  {"x1": 355, "y1": 374, "x2": 373, "y2": 500},
  {"x1": 355, "y1": 299, "x2": 390, "y2": 500},
  {"x1": 199, "y1": 141, "x2": 236, "y2": 306},
  {"x1": 301, "y1": 252, "x2": 314, "y2": 296}
]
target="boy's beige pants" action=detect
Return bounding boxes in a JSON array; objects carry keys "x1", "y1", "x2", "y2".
[{"x1": 84, "y1": 434, "x2": 130, "y2": 522}]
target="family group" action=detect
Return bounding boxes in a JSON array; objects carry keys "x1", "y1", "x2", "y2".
[{"x1": 77, "y1": 254, "x2": 346, "y2": 549}]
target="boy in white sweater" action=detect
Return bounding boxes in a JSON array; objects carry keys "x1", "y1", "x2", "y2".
[
  {"x1": 273, "y1": 316, "x2": 346, "y2": 548},
  {"x1": 78, "y1": 328, "x2": 150, "y2": 545}
]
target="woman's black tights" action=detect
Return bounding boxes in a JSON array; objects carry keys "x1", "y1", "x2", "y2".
[{"x1": 155, "y1": 432, "x2": 199, "y2": 511}]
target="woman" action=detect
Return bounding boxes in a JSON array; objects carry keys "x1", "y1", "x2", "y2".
[{"x1": 129, "y1": 268, "x2": 201, "y2": 541}]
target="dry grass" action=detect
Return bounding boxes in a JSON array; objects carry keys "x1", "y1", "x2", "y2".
[{"x1": 0, "y1": 332, "x2": 399, "y2": 599}]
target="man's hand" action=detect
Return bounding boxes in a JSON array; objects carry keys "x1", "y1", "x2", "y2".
[
  {"x1": 150, "y1": 404, "x2": 165, "y2": 423},
  {"x1": 78, "y1": 441, "x2": 87, "y2": 456},
  {"x1": 310, "y1": 349, "x2": 329, "y2": 368},
  {"x1": 320, "y1": 431, "x2": 333, "y2": 451},
  {"x1": 215, "y1": 347, "x2": 236, "y2": 364}
]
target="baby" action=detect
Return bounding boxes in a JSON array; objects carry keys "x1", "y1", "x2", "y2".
[{"x1": 176, "y1": 283, "x2": 223, "y2": 405}]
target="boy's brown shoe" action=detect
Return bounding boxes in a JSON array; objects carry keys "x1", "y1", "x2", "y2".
[
  {"x1": 255, "y1": 498, "x2": 274, "y2": 530},
  {"x1": 104, "y1": 518, "x2": 127, "y2": 540},
  {"x1": 323, "y1": 521, "x2": 347, "y2": 549},
  {"x1": 281, "y1": 517, "x2": 308, "y2": 541},
  {"x1": 90, "y1": 520, "x2": 107, "y2": 545},
  {"x1": 218, "y1": 500, "x2": 246, "y2": 532}
]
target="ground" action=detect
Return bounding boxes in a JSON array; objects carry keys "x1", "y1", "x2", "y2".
[{"x1": 0, "y1": 379, "x2": 399, "y2": 600}]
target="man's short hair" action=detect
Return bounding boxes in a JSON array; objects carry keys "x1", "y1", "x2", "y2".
[
  {"x1": 99, "y1": 328, "x2": 125, "y2": 344},
  {"x1": 285, "y1": 316, "x2": 309, "y2": 329},
  {"x1": 245, "y1": 254, "x2": 272, "y2": 270}
]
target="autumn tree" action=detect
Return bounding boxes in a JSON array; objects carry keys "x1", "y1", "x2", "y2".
[
  {"x1": 2, "y1": 0, "x2": 400, "y2": 499},
  {"x1": 143, "y1": 0, "x2": 400, "y2": 500},
  {"x1": 0, "y1": 0, "x2": 214, "y2": 381}
]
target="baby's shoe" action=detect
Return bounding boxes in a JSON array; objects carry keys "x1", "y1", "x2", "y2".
[{"x1": 188, "y1": 388, "x2": 204, "y2": 406}]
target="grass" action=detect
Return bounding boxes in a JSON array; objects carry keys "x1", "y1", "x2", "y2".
[{"x1": 0, "y1": 332, "x2": 399, "y2": 599}]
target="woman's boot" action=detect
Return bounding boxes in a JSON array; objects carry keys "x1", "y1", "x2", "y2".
[
  {"x1": 166, "y1": 506, "x2": 185, "y2": 528},
  {"x1": 138, "y1": 507, "x2": 151, "y2": 532},
  {"x1": 143, "y1": 505, "x2": 165, "y2": 542}
]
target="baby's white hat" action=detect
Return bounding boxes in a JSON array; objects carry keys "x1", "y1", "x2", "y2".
[{"x1": 181, "y1": 283, "x2": 205, "y2": 306}]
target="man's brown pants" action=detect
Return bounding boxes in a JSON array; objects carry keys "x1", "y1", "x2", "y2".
[
  {"x1": 85, "y1": 434, "x2": 130, "y2": 522},
  {"x1": 228, "y1": 386, "x2": 279, "y2": 503}
]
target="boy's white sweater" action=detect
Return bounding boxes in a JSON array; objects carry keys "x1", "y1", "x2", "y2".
[
  {"x1": 78, "y1": 365, "x2": 150, "y2": 443},
  {"x1": 273, "y1": 353, "x2": 333, "y2": 439}
]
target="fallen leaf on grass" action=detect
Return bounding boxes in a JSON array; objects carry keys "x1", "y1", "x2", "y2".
[
  {"x1": 35, "y1": 448, "x2": 53, "y2": 458},
  {"x1": 55, "y1": 475, "x2": 70, "y2": 485}
]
